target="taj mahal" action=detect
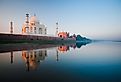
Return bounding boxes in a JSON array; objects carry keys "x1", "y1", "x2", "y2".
[{"x1": 22, "y1": 14, "x2": 47, "y2": 35}]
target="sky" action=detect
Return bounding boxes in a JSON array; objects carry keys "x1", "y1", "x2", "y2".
[{"x1": 0, "y1": 0, "x2": 121, "y2": 40}]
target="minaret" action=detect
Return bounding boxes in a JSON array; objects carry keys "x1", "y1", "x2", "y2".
[
  {"x1": 26, "y1": 14, "x2": 29, "y2": 34},
  {"x1": 10, "y1": 21, "x2": 13, "y2": 34},
  {"x1": 56, "y1": 22, "x2": 58, "y2": 36}
]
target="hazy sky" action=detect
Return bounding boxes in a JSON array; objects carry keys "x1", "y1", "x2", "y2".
[{"x1": 0, "y1": 0, "x2": 121, "y2": 40}]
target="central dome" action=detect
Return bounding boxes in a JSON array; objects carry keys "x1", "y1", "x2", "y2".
[{"x1": 30, "y1": 15, "x2": 39, "y2": 23}]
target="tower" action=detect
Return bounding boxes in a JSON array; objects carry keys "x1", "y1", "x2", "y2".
[
  {"x1": 10, "y1": 21, "x2": 13, "y2": 34},
  {"x1": 26, "y1": 13, "x2": 29, "y2": 34},
  {"x1": 56, "y1": 22, "x2": 58, "y2": 36}
]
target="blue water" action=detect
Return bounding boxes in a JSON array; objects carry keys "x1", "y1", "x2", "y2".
[{"x1": 0, "y1": 42, "x2": 121, "y2": 82}]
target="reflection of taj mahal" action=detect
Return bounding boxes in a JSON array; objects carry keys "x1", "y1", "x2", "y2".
[
  {"x1": 6, "y1": 43, "x2": 88, "y2": 72},
  {"x1": 22, "y1": 49, "x2": 47, "y2": 71},
  {"x1": 22, "y1": 14, "x2": 47, "y2": 35}
]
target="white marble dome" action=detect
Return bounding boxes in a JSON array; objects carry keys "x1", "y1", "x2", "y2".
[{"x1": 30, "y1": 15, "x2": 39, "y2": 23}]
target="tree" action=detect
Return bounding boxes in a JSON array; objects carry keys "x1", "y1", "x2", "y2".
[{"x1": 76, "y1": 35, "x2": 83, "y2": 41}]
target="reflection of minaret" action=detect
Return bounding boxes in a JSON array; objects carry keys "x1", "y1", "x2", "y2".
[
  {"x1": 56, "y1": 22, "x2": 58, "y2": 36},
  {"x1": 26, "y1": 52, "x2": 30, "y2": 71},
  {"x1": 56, "y1": 49, "x2": 59, "y2": 61},
  {"x1": 10, "y1": 51, "x2": 13, "y2": 64}
]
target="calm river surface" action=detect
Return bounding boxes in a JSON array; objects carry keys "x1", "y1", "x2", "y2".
[{"x1": 0, "y1": 42, "x2": 121, "y2": 82}]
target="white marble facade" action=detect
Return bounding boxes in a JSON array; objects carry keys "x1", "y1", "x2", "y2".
[{"x1": 22, "y1": 15, "x2": 47, "y2": 35}]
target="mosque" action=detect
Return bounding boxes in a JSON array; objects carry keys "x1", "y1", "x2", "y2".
[{"x1": 22, "y1": 14, "x2": 47, "y2": 35}]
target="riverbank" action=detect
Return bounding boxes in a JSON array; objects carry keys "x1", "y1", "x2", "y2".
[{"x1": 0, "y1": 33, "x2": 76, "y2": 44}]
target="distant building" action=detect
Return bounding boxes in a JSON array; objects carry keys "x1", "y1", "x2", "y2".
[
  {"x1": 58, "y1": 32, "x2": 69, "y2": 38},
  {"x1": 22, "y1": 14, "x2": 47, "y2": 35}
]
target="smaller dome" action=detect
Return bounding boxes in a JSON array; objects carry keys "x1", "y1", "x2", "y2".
[{"x1": 30, "y1": 15, "x2": 39, "y2": 23}]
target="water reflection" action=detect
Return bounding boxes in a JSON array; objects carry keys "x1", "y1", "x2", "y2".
[
  {"x1": 76, "y1": 42, "x2": 87, "y2": 48},
  {"x1": 10, "y1": 51, "x2": 14, "y2": 64},
  {"x1": 1, "y1": 42, "x2": 121, "y2": 82},
  {"x1": 58, "y1": 42, "x2": 89, "y2": 52},
  {"x1": 58, "y1": 45, "x2": 70, "y2": 52},
  {"x1": 6, "y1": 42, "x2": 89, "y2": 71},
  {"x1": 22, "y1": 49, "x2": 47, "y2": 71}
]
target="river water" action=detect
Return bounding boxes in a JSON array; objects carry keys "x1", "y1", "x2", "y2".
[{"x1": 0, "y1": 41, "x2": 121, "y2": 82}]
